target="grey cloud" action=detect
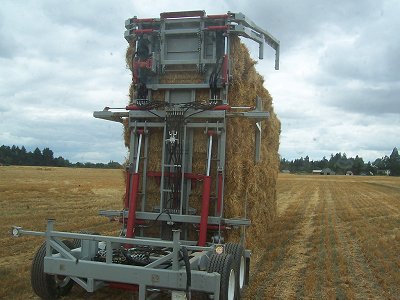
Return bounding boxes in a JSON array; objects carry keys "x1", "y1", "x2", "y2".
[
  {"x1": 245, "y1": 0, "x2": 379, "y2": 50},
  {"x1": 324, "y1": 85, "x2": 400, "y2": 115},
  {"x1": 0, "y1": 11, "x2": 17, "y2": 58},
  {"x1": 1, "y1": 0, "x2": 399, "y2": 163},
  {"x1": 40, "y1": 0, "x2": 131, "y2": 37}
]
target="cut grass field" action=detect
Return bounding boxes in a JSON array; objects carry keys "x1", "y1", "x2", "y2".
[{"x1": 1, "y1": 167, "x2": 399, "y2": 299}]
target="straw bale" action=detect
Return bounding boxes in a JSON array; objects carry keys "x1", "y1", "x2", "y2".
[
  {"x1": 223, "y1": 36, "x2": 280, "y2": 248},
  {"x1": 159, "y1": 68, "x2": 204, "y2": 84},
  {"x1": 123, "y1": 35, "x2": 280, "y2": 248}
]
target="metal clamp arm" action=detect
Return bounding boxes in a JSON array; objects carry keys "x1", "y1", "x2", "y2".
[
  {"x1": 229, "y1": 12, "x2": 280, "y2": 70},
  {"x1": 93, "y1": 110, "x2": 128, "y2": 123}
]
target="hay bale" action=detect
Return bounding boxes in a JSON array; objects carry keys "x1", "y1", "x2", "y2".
[
  {"x1": 223, "y1": 36, "x2": 280, "y2": 249},
  {"x1": 124, "y1": 35, "x2": 280, "y2": 249}
]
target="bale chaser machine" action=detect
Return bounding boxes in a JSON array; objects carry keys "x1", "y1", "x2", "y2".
[{"x1": 11, "y1": 11, "x2": 279, "y2": 300}]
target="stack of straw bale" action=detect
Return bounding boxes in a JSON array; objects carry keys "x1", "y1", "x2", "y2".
[{"x1": 124, "y1": 35, "x2": 280, "y2": 249}]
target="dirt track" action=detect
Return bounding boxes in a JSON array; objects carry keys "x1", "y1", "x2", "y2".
[{"x1": 244, "y1": 174, "x2": 400, "y2": 299}]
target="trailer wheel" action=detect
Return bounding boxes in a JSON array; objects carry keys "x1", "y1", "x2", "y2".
[
  {"x1": 31, "y1": 240, "x2": 74, "y2": 299},
  {"x1": 224, "y1": 243, "x2": 246, "y2": 297},
  {"x1": 207, "y1": 253, "x2": 236, "y2": 300}
]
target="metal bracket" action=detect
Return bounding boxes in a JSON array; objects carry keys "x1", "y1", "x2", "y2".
[{"x1": 228, "y1": 12, "x2": 280, "y2": 69}]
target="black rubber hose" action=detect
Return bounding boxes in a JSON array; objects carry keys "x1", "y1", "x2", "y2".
[{"x1": 180, "y1": 247, "x2": 191, "y2": 299}]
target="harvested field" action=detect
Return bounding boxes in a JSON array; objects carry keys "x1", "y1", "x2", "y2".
[
  {"x1": 245, "y1": 174, "x2": 400, "y2": 300},
  {"x1": 1, "y1": 167, "x2": 400, "y2": 299}
]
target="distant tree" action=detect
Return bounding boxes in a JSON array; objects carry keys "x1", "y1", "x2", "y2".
[
  {"x1": 107, "y1": 161, "x2": 122, "y2": 168},
  {"x1": 374, "y1": 156, "x2": 389, "y2": 170},
  {"x1": 0, "y1": 144, "x2": 123, "y2": 168},
  {"x1": 19, "y1": 146, "x2": 28, "y2": 165},
  {"x1": 352, "y1": 155, "x2": 364, "y2": 175},
  {"x1": 32, "y1": 147, "x2": 43, "y2": 166},
  {"x1": 280, "y1": 157, "x2": 290, "y2": 171},
  {"x1": 321, "y1": 156, "x2": 329, "y2": 169},
  {"x1": 388, "y1": 147, "x2": 400, "y2": 176},
  {"x1": 42, "y1": 147, "x2": 54, "y2": 166},
  {"x1": 364, "y1": 162, "x2": 376, "y2": 175},
  {"x1": 0, "y1": 145, "x2": 12, "y2": 165},
  {"x1": 54, "y1": 156, "x2": 70, "y2": 167}
]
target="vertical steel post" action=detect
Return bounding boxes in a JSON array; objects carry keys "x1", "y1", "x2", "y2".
[
  {"x1": 45, "y1": 219, "x2": 55, "y2": 256},
  {"x1": 172, "y1": 230, "x2": 181, "y2": 270},
  {"x1": 160, "y1": 125, "x2": 167, "y2": 211},
  {"x1": 179, "y1": 125, "x2": 187, "y2": 214},
  {"x1": 207, "y1": 134, "x2": 213, "y2": 176}
]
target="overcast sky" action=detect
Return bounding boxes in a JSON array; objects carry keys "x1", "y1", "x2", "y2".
[{"x1": 1, "y1": 0, "x2": 399, "y2": 163}]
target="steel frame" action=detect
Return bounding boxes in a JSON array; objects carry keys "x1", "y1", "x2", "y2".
[{"x1": 11, "y1": 10, "x2": 279, "y2": 300}]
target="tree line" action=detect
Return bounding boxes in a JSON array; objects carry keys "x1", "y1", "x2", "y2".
[
  {"x1": 0, "y1": 145, "x2": 121, "y2": 169},
  {"x1": 2, "y1": 144, "x2": 399, "y2": 175},
  {"x1": 280, "y1": 147, "x2": 400, "y2": 176}
]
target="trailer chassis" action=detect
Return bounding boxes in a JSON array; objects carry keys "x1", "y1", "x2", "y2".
[{"x1": 13, "y1": 220, "x2": 238, "y2": 299}]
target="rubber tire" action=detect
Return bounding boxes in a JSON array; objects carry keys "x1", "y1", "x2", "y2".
[
  {"x1": 224, "y1": 243, "x2": 246, "y2": 298},
  {"x1": 244, "y1": 257, "x2": 250, "y2": 286},
  {"x1": 31, "y1": 240, "x2": 74, "y2": 299},
  {"x1": 72, "y1": 231, "x2": 100, "y2": 248},
  {"x1": 207, "y1": 253, "x2": 236, "y2": 300}
]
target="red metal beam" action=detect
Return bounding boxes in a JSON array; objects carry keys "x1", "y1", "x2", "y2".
[
  {"x1": 126, "y1": 173, "x2": 140, "y2": 238},
  {"x1": 213, "y1": 104, "x2": 231, "y2": 111},
  {"x1": 206, "y1": 14, "x2": 229, "y2": 19},
  {"x1": 147, "y1": 171, "x2": 204, "y2": 180},
  {"x1": 205, "y1": 25, "x2": 229, "y2": 31},
  {"x1": 133, "y1": 29, "x2": 155, "y2": 34},
  {"x1": 133, "y1": 18, "x2": 158, "y2": 23},
  {"x1": 199, "y1": 176, "x2": 211, "y2": 246},
  {"x1": 160, "y1": 11, "x2": 205, "y2": 19},
  {"x1": 108, "y1": 282, "x2": 139, "y2": 291}
]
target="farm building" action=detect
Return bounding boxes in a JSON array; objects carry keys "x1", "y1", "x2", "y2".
[
  {"x1": 346, "y1": 171, "x2": 354, "y2": 176},
  {"x1": 321, "y1": 168, "x2": 335, "y2": 175},
  {"x1": 312, "y1": 169, "x2": 322, "y2": 175}
]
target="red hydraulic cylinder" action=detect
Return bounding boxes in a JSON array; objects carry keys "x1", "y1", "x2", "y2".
[
  {"x1": 199, "y1": 175, "x2": 212, "y2": 246},
  {"x1": 126, "y1": 173, "x2": 140, "y2": 238},
  {"x1": 133, "y1": 29, "x2": 154, "y2": 34},
  {"x1": 206, "y1": 25, "x2": 229, "y2": 31},
  {"x1": 206, "y1": 14, "x2": 229, "y2": 19}
]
